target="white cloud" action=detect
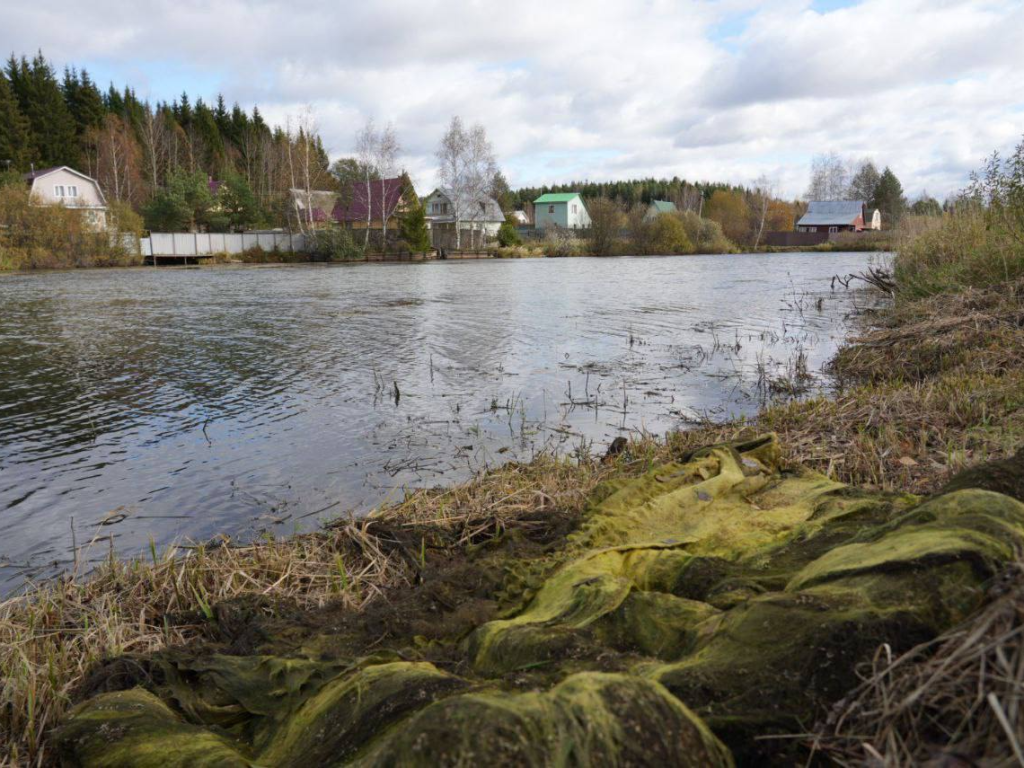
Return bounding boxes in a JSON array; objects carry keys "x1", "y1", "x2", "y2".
[{"x1": 2, "y1": 0, "x2": 1022, "y2": 198}]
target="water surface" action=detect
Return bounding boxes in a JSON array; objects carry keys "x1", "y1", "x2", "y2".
[{"x1": 0, "y1": 253, "x2": 882, "y2": 589}]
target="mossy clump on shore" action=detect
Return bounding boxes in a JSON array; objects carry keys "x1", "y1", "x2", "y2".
[{"x1": 54, "y1": 436, "x2": 1024, "y2": 766}]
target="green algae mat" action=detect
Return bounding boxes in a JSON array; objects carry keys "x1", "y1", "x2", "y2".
[{"x1": 56, "y1": 436, "x2": 1024, "y2": 766}]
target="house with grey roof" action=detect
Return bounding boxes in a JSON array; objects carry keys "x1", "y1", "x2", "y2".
[
  {"x1": 423, "y1": 188, "x2": 505, "y2": 249},
  {"x1": 643, "y1": 200, "x2": 678, "y2": 222},
  {"x1": 797, "y1": 201, "x2": 874, "y2": 233}
]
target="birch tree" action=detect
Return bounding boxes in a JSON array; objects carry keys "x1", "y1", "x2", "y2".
[
  {"x1": 750, "y1": 174, "x2": 776, "y2": 247},
  {"x1": 436, "y1": 116, "x2": 497, "y2": 249},
  {"x1": 806, "y1": 152, "x2": 850, "y2": 201},
  {"x1": 374, "y1": 123, "x2": 401, "y2": 250},
  {"x1": 355, "y1": 118, "x2": 377, "y2": 249}
]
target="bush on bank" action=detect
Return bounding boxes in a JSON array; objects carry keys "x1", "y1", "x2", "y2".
[
  {"x1": 0, "y1": 186, "x2": 143, "y2": 270},
  {"x1": 896, "y1": 134, "x2": 1024, "y2": 298}
]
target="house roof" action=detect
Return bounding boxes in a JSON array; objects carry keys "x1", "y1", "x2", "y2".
[
  {"x1": 534, "y1": 192, "x2": 581, "y2": 204},
  {"x1": 649, "y1": 200, "x2": 677, "y2": 213},
  {"x1": 23, "y1": 166, "x2": 107, "y2": 207},
  {"x1": 797, "y1": 200, "x2": 865, "y2": 226},
  {"x1": 23, "y1": 166, "x2": 66, "y2": 181},
  {"x1": 333, "y1": 178, "x2": 406, "y2": 222},
  {"x1": 427, "y1": 188, "x2": 505, "y2": 223}
]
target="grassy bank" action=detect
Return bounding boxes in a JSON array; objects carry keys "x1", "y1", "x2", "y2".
[{"x1": 3, "y1": 179, "x2": 1024, "y2": 764}]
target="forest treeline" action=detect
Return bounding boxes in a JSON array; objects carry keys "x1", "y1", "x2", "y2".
[{"x1": 0, "y1": 52, "x2": 332, "y2": 231}]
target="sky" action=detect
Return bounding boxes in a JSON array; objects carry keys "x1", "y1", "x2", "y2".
[{"x1": 2, "y1": 0, "x2": 1023, "y2": 199}]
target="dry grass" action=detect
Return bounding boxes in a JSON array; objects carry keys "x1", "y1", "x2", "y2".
[
  {"x1": 671, "y1": 280, "x2": 1024, "y2": 495},
  {"x1": 816, "y1": 564, "x2": 1024, "y2": 766},
  {"x1": 0, "y1": 449, "x2": 669, "y2": 766}
]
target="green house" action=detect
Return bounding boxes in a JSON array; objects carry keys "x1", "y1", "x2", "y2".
[
  {"x1": 533, "y1": 192, "x2": 591, "y2": 229},
  {"x1": 644, "y1": 200, "x2": 678, "y2": 221}
]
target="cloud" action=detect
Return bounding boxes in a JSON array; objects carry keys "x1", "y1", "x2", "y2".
[{"x1": 1, "y1": 0, "x2": 1021, "y2": 198}]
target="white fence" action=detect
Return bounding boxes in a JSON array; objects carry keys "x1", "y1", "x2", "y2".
[{"x1": 140, "y1": 231, "x2": 308, "y2": 258}]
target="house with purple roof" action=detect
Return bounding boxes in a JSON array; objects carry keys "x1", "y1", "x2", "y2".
[{"x1": 289, "y1": 177, "x2": 411, "y2": 234}]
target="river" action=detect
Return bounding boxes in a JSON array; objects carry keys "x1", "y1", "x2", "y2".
[{"x1": 0, "y1": 253, "x2": 884, "y2": 590}]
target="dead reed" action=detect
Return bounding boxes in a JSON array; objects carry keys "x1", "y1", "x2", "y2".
[
  {"x1": 0, "y1": 449, "x2": 659, "y2": 766},
  {"x1": 816, "y1": 564, "x2": 1024, "y2": 766}
]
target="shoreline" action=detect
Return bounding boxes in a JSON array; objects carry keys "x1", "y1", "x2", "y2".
[
  {"x1": 0, "y1": 246, "x2": 890, "y2": 276},
  {"x1": 2, "y1": 276, "x2": 1022, "y2": 765}
]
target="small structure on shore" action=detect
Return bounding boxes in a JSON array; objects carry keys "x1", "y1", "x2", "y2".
[
  {"x1": 23, "y1": 166, "x2": 108, "y2": 230},
  {"x1": 533, "y1": 192, "x2": 591, "y2": 229},
  {"x1": 644, "y1": 199, "x2": 678, "y2": 221}
]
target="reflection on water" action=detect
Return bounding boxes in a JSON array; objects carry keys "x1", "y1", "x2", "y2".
[{"x1": 0, "y1": 254, "x2": 883, "y2": 589}]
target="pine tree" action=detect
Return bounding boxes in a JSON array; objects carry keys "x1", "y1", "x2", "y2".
[
  {"x1": 849, "y1": 160, "x2": 881, "y2": 203},
  {"x1": 872, "y1": 167, "x2": 906, "y2": 228},
  {"x1": 7, "y1": 54, "x2": 79, "y2": 167},
  {"x1": 0, "y1": 70, "x2": 32, "y2": 170},
  {"x1": 64, "y1": 68, "x2": 106, "y2": 135}
]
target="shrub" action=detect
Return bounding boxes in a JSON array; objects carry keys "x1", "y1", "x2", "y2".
[
  {"x1": 679, "y1": 211, "x2": 734, "y2": 254},
  {"x1": 307, "y1": 227, "x2": 363, "y2": 261},
  {"x1": 649, "y1": 213, "x2": 693, "y2": 254},
  {"x1": 399, "y1": 204, "x2": 432, "y2": 251},
  {"x1": 497, "y1": 220, "x2": 521, "y2": 247}
]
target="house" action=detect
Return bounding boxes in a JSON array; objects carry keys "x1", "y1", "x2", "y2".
[
  {"x1": 865, "y1": 208, "x2": 882, "y2": 230},
  {"x1": 333, "y1": 178, "x2": 409, "y2": 230},
  {"x1": 644, "y1": 200, "x2": 678, "y2": 222},
  {"x1": 23, "y1": 166, "x2": 108, "y2": 230},
  {"x1": 796, "y1": 201, "x2": 870, "y2": 233},
  {"x1": 423, "y1": 188, "x2": 505, "y2": 249},
  {"x1": 533, "y1": 193, "x2": 591, "y2": 229},
  {"x1": 289, "y1": 178, "x2": 410, "y2": 230},
  {"x1": 510, "y1": 210, "x2": 530, "y2": 225}
]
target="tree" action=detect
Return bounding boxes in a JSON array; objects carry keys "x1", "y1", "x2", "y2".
[
  {"x1": 873, "y1": 167, "x2": 906, "y2": 228},
  {"x1": 490, "y1": 170, "x2": 513, "y2": 211},
  {"x1": 806, "y1": 152, "x2": 850, "y2": 201},
  {"x1": 399, "y1": 203, "x2": 432, "y2": 251},
  {"x1": 87, "y1": 114, "x2": 143, "y2": 206},
  {"x1": 143, "y1": 168, "x2": 213, "y2": 231},
  {"x1": 765, "y1": 199, "x2": 795, "y2": 232},
  {"x1": 0, "y1": 71, "x2": 31, "y2": 170},
  {"x1": 374, "y1": 123, "x2": 401, "y2": 249},
  {"x1": 910, "y1": 192, "x2": 942, "y2": 216},
  {"x1": 588, "y1": 197, "x2": 623, "y2": 256},
  {"x1": 436, "y1": 116, "x2": 498, "y2": 249},
  {"x1": 354, "y1": 118, "x2": 377, "y2": 247},
  {"x1": 217, "y1": 171, "x2": 261, "y2": 230},
  {"x1": 849, "y1": 160, "x2": 881, "y2": 203},
  {"x1": 497, "y1": 220, "x2": 521, "y2": 247},
  {"x1": 63, "y1": 68, "x2": 105, "y2": 137},
  {"x1": 705, "y1": 189, "x2": 751, "y2": 245},
  {"x1": 749, "y1": 175, "x2": 776, "y2": 247},
  {"x1": 6, "y1": 54, "x2": 79, "y2": 167}
]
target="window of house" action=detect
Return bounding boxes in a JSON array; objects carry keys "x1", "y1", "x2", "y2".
[
  {"x1": 67, "y1": 185, "x2": 78, "y2": 198},
  {"x1": 54, "y1": 185, "x2": 65, "y2": 197},
  {"x1": 829, "y1": 226, "x2": 838, "y2": 233},
  {"x1": 548, "y1": 205, "x2": 555, "y2": 214},
  {"x1": 432, "y1": 203, "x2": 439, "y2": 214},
  {"x1": 572, "y1": 204, "x2": 577, "y2": 214},
  {"x1": 809, "y1": 227, "x2": 817, "y2": 232},
  {"x1": 479, "y1": 201, "x2": 486, "y2": 213}
]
